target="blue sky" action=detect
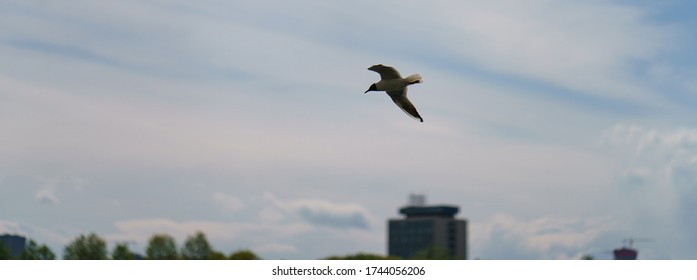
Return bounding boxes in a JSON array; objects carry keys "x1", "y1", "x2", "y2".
[{"x1": 1, "y1": 0, "x2": 697, "y2": 259}]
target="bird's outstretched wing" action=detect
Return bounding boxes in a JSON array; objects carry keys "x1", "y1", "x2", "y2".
[
  {"x1": 368, "y1": 64, "x2": 402, "y2": 80},
  {"x1": 387, "y1": 88, "x2": 423, "y2": 122}
]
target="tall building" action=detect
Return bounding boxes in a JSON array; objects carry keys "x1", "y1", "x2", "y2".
[
  {"x1": 388, "y1": 195, "x2": 468, "y2": 259},
  {"x1": 0, "y1": 234, "x2": 26, "y2": 258}
]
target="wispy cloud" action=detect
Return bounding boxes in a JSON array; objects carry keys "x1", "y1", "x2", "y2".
[
  {"x1": 0, "y1": 220, "x2": 23, "y2": 234},
  {"x1": 263, "y1": 192, "x2": 373, "y2": 230},
  {"x1": 428, "y1": 1, "x2": 674, "y2": 105},
  {"x1": 472, "y1": 214, "x2": 617, "y2": 259},
  {"x1": 603, "y1": 124, "x2": 697, "y2": 257},
  {"x1": 6, "y1": 39, "x2": 126, "y2": 69},
  {"x1": 35, "y1": 182, "x2": 60, "y2": 205}
]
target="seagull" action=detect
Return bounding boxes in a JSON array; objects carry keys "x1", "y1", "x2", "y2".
[{"x1": 364, "y1": 64, "x2": 424, "y2": 122}]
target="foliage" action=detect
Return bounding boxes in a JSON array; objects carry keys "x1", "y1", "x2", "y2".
[
  {"x1": 21, "y1": 239, "x2": 55, "y2": 260},
  {"x1": 9, "y1": 231, "x2": 269, "y2": 261},
  {"x1": 409, "y1": 246, "x2": 453, "y2": 260},
  {"x1": 324, "y1": 252, "x2": 400, "y2": 260},
  {"x1": 581, "y1": 254, "x2": 595, "y2": 260},
  {"x1": 63, "y1": 233, "x2": 108, "y2": 260},
  {"x1": 228, "y1": 249, "x2": 260, "y2": 260},
  {"x1": 0, "y1": 240, "x2": 11, "y2": 260},
  {"x1": 209, "y1": 250, "x2": 227, "y2": 260},
  {"x1": 181, "y1": 231, "x2": 213, "y2": 260},
  {"x1": 146, "y1": 234, "x2": 179, "y2": 260},
  {"x1": 112, "y1": 243, "x2": 136, "y2": 260}
]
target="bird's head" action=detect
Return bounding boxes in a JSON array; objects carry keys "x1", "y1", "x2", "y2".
[{"x1": 364, "y1": 83, "x2": 377, "y2": 94}]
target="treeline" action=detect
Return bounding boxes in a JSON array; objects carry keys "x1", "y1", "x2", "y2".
[
  {"x1": 0, "y1": 231, "x2": 259, "y2": 260},
  {"x1": 3, "y1": 231, "x2": 430, "y2": 260}
]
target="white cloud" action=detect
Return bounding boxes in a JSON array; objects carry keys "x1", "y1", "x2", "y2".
[
  {"x1": 35, "y1": 184, "x2": 60, "y2": 205},
  {"x1": 263, "y1": 192, "x2": 374, "y2": 230},
  {"x1": 0, "y1": 220, "x2": 23, "y2": 234},
  {"x1": 603, "y1": 124, "x2": 697, "y2": 257},
  {"x1": 472, "y1": 214, "x2": 617, "y2": 259},
  {"x1": 607, "y1": 124, "x2": 697, "y2": 157}
]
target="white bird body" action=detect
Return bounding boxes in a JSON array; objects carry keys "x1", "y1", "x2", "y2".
[
  {"x1": 365, "y1": 64, "x2": 424, "y2": 122},
  {"x1": 374, "y1": 74, "x2": 422, "y2": 91}
]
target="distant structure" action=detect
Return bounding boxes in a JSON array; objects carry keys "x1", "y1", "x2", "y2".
[
  {"x1": 613, "y1": 246, "x2": 637, "y2": 260},
  {"x1": 0, "y1": 234, "x2": 27, "y2": 258},
  {"x1": 408, "y1": 194, "x2": 426, "y2": 206},
  {"x1": 613, "y1": 238, "x2": 649, "y2": 260},
  {"x1": 388, "y1": 195, "x2": 468, "y2": 259}
]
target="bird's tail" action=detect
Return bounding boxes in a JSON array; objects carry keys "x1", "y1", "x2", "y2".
[{"x1": 405, "y1": 74, "x2": 422, "y2": 84}]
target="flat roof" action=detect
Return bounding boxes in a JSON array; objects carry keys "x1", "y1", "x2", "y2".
[{"x1": 399, "y1": 205, "x2": 459, "y2": 218}]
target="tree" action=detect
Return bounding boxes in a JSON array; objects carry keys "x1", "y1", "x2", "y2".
[
  {"x1": 146, "y1": 234, "x2": 178, "y2": 260},
  {"x1": 324, "y1": 252, "x2": 399, "y2": 260},
  {"x1": 410, "y1": 246, "x2": 453, "y2": 260},
  {"x1": 229, "y1": 249, "x2": 260, "y2": 260},
  {"x1": 181, "y1": 231, "x2": 213, "y2": 260},
  {"x1": 21, "y1": 239, "x2": 55, "y2": 260},
  {"x1": 112, "y1": 243, "x2": 136, "y2": 260},
  {"x1": 0, "y1": 240, "x2": 11, "y2": 260},
  {"x1": 63, "y1": 233, "x2": 108, "y2": 260},
  {"x1": 209, "y1": 250, "x2": 227, "y2": 260}
]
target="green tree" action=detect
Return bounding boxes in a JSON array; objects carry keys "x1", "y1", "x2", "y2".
[
  {"x1": 581, "y1": 254, "x2": 595, "y2": 260},
  {"x1": 146, "y1": 234, "x2": 178, "y2": 260},
  {"x1": 181, "y1": 231, "x2": 213, "y2": 260},
  {"x1": 112, "y1": 243, "x2": 136, "y2": 260},
  {"x1": 63, "y1": 233, "x2": 108, "y2": 260},
  {"x1": 209, "y1": 250, "x2": 227, "y2": 260},
  {"x1": 324, "y1": 252, "x2": 399, "y2": 260},
  {"x1": 410, "y1": 246, "x2": 453, "y2": 260},
  {"x1": 21, "y1": 239, "x2": 56, "y2": 260},
  {"x1": 0, "y1": 240, "x2": 11, "y2": 260},
  {"x1": 228, "y1": 249, "x2": 260, "y2": 260}
]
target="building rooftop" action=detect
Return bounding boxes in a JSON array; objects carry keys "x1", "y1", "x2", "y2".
[{"x1": 399, "y1": 205, "x2": 459, "y2": 218}]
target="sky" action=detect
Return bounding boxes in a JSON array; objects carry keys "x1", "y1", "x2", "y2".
[{"x1": 1, "y1": 0, "x2": 697, "y2": 259}]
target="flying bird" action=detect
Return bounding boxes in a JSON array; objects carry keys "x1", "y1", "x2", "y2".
[{"x1": 364, "y1": 64, "x2": 424, "y2": 122}]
